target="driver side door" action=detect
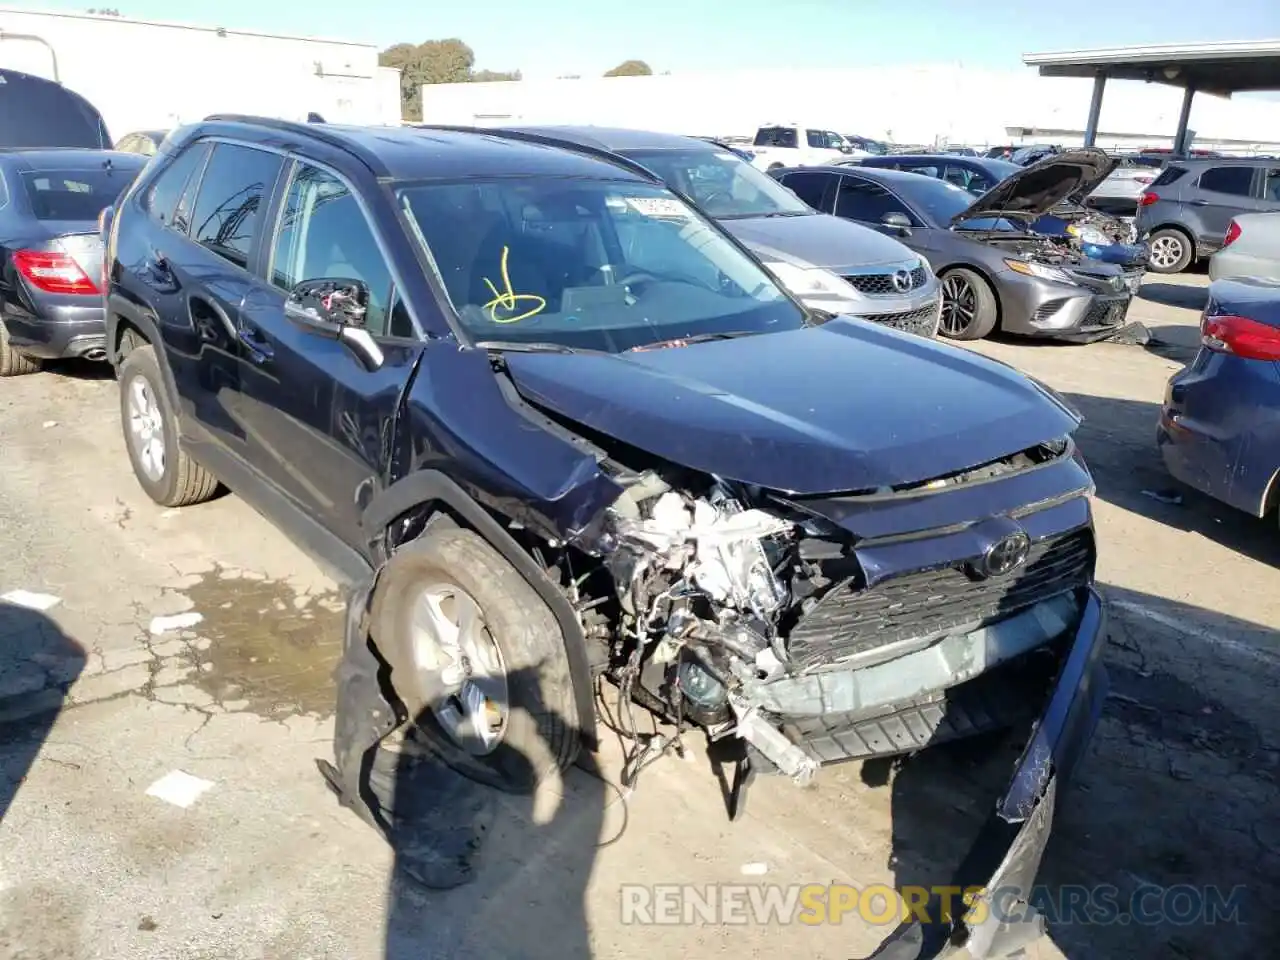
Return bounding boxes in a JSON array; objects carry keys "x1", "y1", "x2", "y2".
[{"x1": 233, "y1": 158, "x2": 425, "y2": 553}]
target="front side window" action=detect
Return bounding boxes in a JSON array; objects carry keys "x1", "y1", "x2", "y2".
[
  {"x1": 1261, "y1": 167, "x2": 1280, "y2": 203},
  {"x1": 1197, "y1": 165, "x2": 1253, "y2": 197},
  {"x1": 190, "y1": 143, "x2": 283, "y2": 269},
  {"x1": 398, "y1": 177, "x2": 802, "y2": 352},
  {"x1": 20, "y1": 165, "x2": 143, "y2": 221},
  {"x1": 836, "y1": 178, "x2": 913, "y2": 223},
  {"x1": 270, "y1": 163, "x2": 393, "y2": 336},
  {"x1": 622, "y1": 148, "x2": 812, "y2": 219}
]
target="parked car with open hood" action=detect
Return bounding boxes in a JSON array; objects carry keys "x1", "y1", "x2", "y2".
[
  {"x1": 0, "y1": 69, "x2": 111, "y2": 150},
  {"x1": 441, "y1": 125, "x2": 942, "y2": 337},
  {"x1": 774, "y1": 150, "x2": 1145, "y2": 341},
  {"x1": 843, "y1": 152, "x2": 1148, "y2": 268},
  {"x1": 104, "y1": 118, "x2": 1105, "y2": 956}
]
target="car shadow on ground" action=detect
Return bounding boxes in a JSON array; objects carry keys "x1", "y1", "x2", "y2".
[
  {"x1": 37, "y1": 357, "x2": 115, "y2": 381},
  {"x1": 1137, "y1": 282, "x2": 1210, "y2": 313},
  {"x1": 1062, "y1": 391, "x2": 1280, "y2": 566},
  {"x1": 866, "y1": 586, "x2": 1279, "y2": 959},
  {"x1": 0, "y1": 601, "x2": 87, "y2": 823},
  {"x1": 331, "y1": 660, "x2": 604, "y2": 960}
]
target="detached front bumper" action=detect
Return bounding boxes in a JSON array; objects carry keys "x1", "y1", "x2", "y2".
[
  {"x1": 999, "y1": 269, "x2": 1137, "y2": 342},
  {"x1": 866, "y1": 586, "x2": 1108, "y2": 960}
]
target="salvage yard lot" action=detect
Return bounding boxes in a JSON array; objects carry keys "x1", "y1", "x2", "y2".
[{"x1": 1, "y1": 273, "x2": 1277, "y2": 960}]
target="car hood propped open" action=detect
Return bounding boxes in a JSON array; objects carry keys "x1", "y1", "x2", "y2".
[
  {"x1": 954, "y1": 149, "x2": 1119, "y2": 225},
  {"x1": 503, "y1": 320, "x2": 1080, "y2": 496}
]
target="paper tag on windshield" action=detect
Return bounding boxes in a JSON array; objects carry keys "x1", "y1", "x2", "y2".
[{"x1": 624, "y1": 197, "x2": 690, "y2": 219}]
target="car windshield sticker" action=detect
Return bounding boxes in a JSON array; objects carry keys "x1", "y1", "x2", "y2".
[
  {"x1": 481, "y1": 245, "x2": 546, "y2": 324},
  {"x1": 624, "y1": 196, "x2": 691, "y2": 219}
]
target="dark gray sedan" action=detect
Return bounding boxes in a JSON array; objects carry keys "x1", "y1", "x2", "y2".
[{"x1": 774, "y1": 153, "x2": 1145, "y2": 341}]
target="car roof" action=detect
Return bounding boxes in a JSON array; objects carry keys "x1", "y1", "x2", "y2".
[
  {"x1": 0, "y1": 148, "x2": 146, "y2": 170},
  {"x1": 788, "y1": 164, "x2": 931, "y2": 185},
  {"x1": 480, "y1": 124, "x2": 711, "y2": 153},
  {"x1": 1172, "y1": 156, "x2": 1272, "y2": 167},
  {"x1": 193, "y1": 117, "x2": 655, "y2": 183}
]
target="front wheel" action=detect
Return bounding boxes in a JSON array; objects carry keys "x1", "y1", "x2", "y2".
[
  {"x1": 939, "y1": 268, "x2": 998, "y2": 340},
  {"x1": 370, "y1": 525, "x2": 580, "y2": 794}
]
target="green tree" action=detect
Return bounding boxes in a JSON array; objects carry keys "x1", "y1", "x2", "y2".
[
  {"x1": 379, "y1": 39, "x2": 522, "y2": 120},
  {"x1": 471, "y1": 69, "x2": 522, "y2": 82},
  {"x1": 604, "y1": 60, "x2": 653, "y2": 77}
]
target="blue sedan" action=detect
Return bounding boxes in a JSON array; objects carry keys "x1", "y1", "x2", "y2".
[{"x1": 1157, "y1": 277, "x2": 1280, "y2": 523}]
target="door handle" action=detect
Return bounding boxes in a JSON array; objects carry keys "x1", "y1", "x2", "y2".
[
  {"x1": 237, "y1": 326, "x2": 274, "y2": 365},
  {"x1": 146, "y1": 249, "x2": 173, "y2": 276}
]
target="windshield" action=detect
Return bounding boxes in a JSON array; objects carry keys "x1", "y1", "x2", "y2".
[
  {"x1": 985, "y1": 159, "x2": 1023, "y2": 180},
  {"x1": 20, "y1": 166, "x2": 142, "y2": 221},
  {"x1": 619, "y1": 147, "x2": 811, "y2": 219},
  {"x1": 398, "y1": 177, "x2": 804, "y2": 352},
  {"x1": 895, "y1": 174, "x2": 977, "y2": 224}
]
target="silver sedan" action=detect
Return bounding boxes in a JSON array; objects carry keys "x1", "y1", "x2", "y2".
[{"x1": 1209, "y1": 212, "x2": 1280, "y2": 282}]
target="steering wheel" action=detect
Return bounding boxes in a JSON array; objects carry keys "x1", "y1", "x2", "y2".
[
  {"x1": 697, "y1": 190, "x2": 734, "y2": 212},
  {"x1": 616, "y1": 271, "x2": 663, "y2": 288}
]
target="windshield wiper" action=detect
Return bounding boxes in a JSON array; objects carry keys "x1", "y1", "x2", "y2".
[
  {"x1": 627, "y1": 330, "x2": 759, "y2": 351},
  {"x1": 473, "y1": 340, "x2": 581, "y2": 354},
  {"x1": 718, "y1": 210, "x2": 811, "y2": 220}
]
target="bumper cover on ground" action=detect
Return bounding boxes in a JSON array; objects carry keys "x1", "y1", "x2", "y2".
[{"x1": 864, "y1": 586, "x2": 1108, "y2": 960}]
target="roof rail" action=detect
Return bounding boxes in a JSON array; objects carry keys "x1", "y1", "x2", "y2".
[
  {"x1": 199, "y1": 114, "x2": 388, "y2": 176},
  {"x1": 415, "y1": 124, "x2": 665, "y2": 184}
]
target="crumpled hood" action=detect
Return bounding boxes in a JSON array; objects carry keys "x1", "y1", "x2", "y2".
[
  {"x1": 503, "y1": 320, "x2": 1079, "y2": 495},
  {"x1": 955, "y1": 149, "x2": 1119, "y2": 224},
  {"x1": 720, "y1": 212, "x2": 918, "y2": 271}
]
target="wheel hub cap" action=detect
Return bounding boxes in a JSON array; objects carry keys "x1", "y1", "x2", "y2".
[
  {"x1": 126, "y1": 377, "x2": 166, "y2": 482},
  {"x1": 1150, "y1": 236, "x2": 1182, "y2": 268}
]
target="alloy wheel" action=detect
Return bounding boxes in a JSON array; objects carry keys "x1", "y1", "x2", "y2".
[
  {"x1": 409, "y1": 582, "x2": 510, "y2": 756},
  {"x1": 941, "y1": 274, "x2": 977, "y2": 336},
  {"x1": 1149, "y1": 235, "x2": 1185, "y2": 270},
  {"x1": 126, "y1": 376, "x2": 166, "y2": 482}
]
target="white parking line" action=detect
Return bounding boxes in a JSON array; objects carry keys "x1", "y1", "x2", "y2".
[{"x1": 1110, "y1": 599, "x2": 1280, "y2": 668}]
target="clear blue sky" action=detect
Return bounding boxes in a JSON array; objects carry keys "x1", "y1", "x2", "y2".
[{"x1": 22, "y1": 0, "x2": 1280, "y2": 78}]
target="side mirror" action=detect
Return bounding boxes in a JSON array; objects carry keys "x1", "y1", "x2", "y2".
[
  {"x1": 881, "y1": 212, "x2": 913, "y2": 236},
  {"x1": 285, "y1": 278, "x2": 371, "y2": 329}
]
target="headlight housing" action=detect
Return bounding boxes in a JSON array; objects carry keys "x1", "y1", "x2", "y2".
[
  {"x1": 1066, "y1": 223, "x2": 1111, "y2": 246},
  {"x1": 763, "y1": 261, "x2": 863, "y2": 303},
  {"x1": 1004, "y1": 258, "x2": 1076, "y2": 286}
]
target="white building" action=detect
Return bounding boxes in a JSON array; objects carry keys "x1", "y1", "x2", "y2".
[
  {"x1": 0, "y1": 7, "x2": 401, "y2": 140},
  {"x1": 420, "y1": 65, "x2": 1280, "y2": 154}
]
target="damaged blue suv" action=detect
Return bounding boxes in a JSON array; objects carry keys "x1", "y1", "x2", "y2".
[{"x1": 103, "y1": 117, "x2": 1107, "y2": 957}]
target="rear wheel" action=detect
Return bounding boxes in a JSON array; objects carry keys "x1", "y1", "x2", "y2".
[
  {"x1": 1147, "y1": 228, "x2": 1194, "y2": 274},
  {"x1": 0, "y1": 322, "x2": 41, "y2": 377},
  {"x1": 118, "y1": 344, "x2": 219, "y2": 507},
  {"x1": 370, "y1": 525, "x2": 580, "y2": 794},
  {"x1": 939, "y1": 268, "x2": 998, "y2": 340}
]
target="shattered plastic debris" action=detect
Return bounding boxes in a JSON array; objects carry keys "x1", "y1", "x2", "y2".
[
  {"x1": 149, "y1": 612, "x2": 204, "y2": 635},
  {"x1": 0, "y1": 590, "x2": 61, "y2": 612},
  {"x1": 41, "y1": 420, "x2": 58, "y2": 429},
  {"x1": 740, "y1": 862, "x2": 769, "y2": 876},
  {"x1": 1140, "y1": 489, "x2": 1183, "y2": 506},
  {"x1": 145, "y1": 769, "x2": 215, "y2": 808}
]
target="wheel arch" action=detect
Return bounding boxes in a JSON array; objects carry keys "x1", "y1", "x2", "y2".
[{"x1": 362, "y1": 471, "x2": 599, "y2": 750}]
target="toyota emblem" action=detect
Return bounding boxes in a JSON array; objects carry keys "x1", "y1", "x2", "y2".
[
  {"x1": 980, "y1": 532, "x2": 1031, "y2": 578},
  {"x1": 891, "y1": 269, "x2": 913, "y2": 293}
]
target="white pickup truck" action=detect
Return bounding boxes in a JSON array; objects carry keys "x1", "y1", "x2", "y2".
[{"x1": 749, "y1": 124, "x2": 868, "y2": 171}]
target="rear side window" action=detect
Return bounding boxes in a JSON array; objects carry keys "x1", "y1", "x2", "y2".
[
  {"x1": 1262, "y1": 167, "x2": 1280, "y2": 203},
  {"x1": 189, "y1": 143, "x2": 283, "y2": 269},
  {"x1": 1151, "y1": 165, "x2": 1187, "y2": 188},
  {"x1": 20, "y1": 167, "x2": 139, "y2": 221},
  {"x1": 144, "y1": 142, "x2": 210, "y2": 229},
  {"x1": 1197, "y1": 166, "x2": 1253, "y2": 197},
  {"x1": 780, "y1": 171, "x2": 834, "y2": 210},
  {"x1": 755, "y1": 127, "x2": 797, "y2": 148}
]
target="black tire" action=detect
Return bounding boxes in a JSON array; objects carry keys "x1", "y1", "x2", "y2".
[
  {"x1": 118, "y1": 344, "x2": 219, "y2": 507},
  {"x1": 1147, "y1": 227, "x2": 1194, "y2": 274},
  {"x1": 0, "y1": 322, "x2": 41, "y2": 377},
  {"x1": 938, "y1": 267, "x2": 998, "y2": 340},
  {"x1": 370, "y1": 524, "x2": 580, "y2": 794}
]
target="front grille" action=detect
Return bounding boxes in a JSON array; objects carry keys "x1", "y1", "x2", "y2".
[
  {"x1": 861, "y1": 302, "x2": 939, "y2": 337},
  {"x1": 786, "y1": 528, "x2": 1095, "y2": 668},
  {"x1": 1033, "y1": 298, "x2": 1070, "y2": 323},
  {"x1": 843, "y1": 264, "x2": 928, "y2": 295},
  {"x1": 1081, "y1": 298, "x2": 1127, "y2": 328}
]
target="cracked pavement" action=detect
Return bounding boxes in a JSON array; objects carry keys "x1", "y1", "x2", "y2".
[{"x1": 1, "y1": 273, "x2": 1278, "y2": 959}]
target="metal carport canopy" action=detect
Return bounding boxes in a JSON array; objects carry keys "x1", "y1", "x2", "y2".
[{"x1": 1022, "y1": 40, "x2": 1280, "y2": 150}]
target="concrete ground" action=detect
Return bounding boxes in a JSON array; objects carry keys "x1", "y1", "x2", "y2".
[{"x1": 1, "y1": 272, "x2": 1277, "y2": 960}]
